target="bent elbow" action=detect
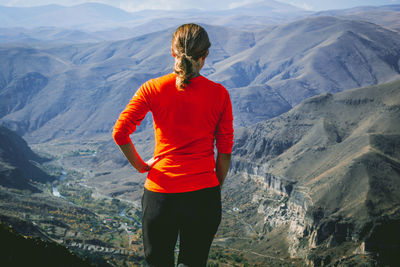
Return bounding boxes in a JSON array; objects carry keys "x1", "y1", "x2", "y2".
[{"x1": 112, "y1": 128, "x2": 130, "y2": 146}]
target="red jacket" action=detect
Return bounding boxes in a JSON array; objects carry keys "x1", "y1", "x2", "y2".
[{"x1": 113, "y1": 73, "x2": 234, "y2": 193}]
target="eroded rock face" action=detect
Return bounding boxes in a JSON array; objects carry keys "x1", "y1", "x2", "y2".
[{"x1": 227, "y1": 81, "x2": 400, "y2": 265}]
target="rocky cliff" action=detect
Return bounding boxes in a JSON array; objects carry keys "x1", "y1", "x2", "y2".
[{"x1": 225, "y1": 80, "x2": 400, "y2": 266}]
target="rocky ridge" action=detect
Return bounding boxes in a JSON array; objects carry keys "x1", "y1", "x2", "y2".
[{"x1": 0, "y1": 126, "x2": 53, "y2": 191}]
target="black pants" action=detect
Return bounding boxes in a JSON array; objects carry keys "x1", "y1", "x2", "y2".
[{"x1": 141, "y1": 186, "x2": 221, "y2": 267}]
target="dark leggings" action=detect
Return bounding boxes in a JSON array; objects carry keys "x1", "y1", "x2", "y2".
[{"x1": 141, "y1": 186, "x2": 221, "y2": 267}]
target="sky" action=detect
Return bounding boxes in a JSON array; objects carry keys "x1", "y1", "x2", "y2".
[{"x1": 1, "y1": 0, "x2": 399, "y2": 12}]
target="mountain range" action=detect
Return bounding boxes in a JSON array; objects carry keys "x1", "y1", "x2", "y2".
[
  {"x1": 1, "y1": 16, "x2": 400, "y2": 142},
  {"x1": 0, "y1": 1, "x2": 307, "y2": 30},
  {"x1": 0, "y1": 3, "x2": 137, "y2": 30},
  {"x1": 313, "y1": 5, "x2": 400, "y2": 32},
  {"x1": 1, "y1": 3, "x2": 399, "y2": 44}
]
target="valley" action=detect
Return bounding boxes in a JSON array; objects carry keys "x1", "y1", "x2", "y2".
[
  {"x1": 27, "y1": 138, "x2": 295, "y2": 266},
  {"x1": 1, "y1": 134, "x2": 252, "y2": 265}
]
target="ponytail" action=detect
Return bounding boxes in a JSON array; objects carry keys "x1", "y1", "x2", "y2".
[{"x1": 172, "y1": 24, "x2": 211, "y2": 90}]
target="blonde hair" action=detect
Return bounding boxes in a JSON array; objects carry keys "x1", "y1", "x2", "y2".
[{"x1": 172, "y1": 23, "x2": 211, "y2": 90}]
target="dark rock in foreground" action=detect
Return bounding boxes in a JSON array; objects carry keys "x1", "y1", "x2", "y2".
[{"x1": 0, "y1": 220, "x2": 99, "y2": 267}]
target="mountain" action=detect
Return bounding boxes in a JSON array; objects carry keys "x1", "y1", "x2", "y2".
[
  {"x1": 225, "y1": 80, "x2": 400, "y2": 265},
  {"x1": 230, "y1": 84, "x2": 292, "y2": 126},
  {"x1": 313, "y1": 4, "x2": 400, "y2": 33},
  {"x1": 209, "y1": 16, "x2": 400, "y2": 106},
  {"x1": 0, "y1": 26, "x2": 177, "y2": 44},
  {"x1": 0, "y1": 126, "x2": 53, "y2": 191},
  {"x1": 228, "y1": 0, "x2": 304, "y2": 14},
  {"x1": 0, "y1": 27, "x2": 106, "y2": 44},
  {"x1": 0, "y1": 3, "x2": 138, "y2": 30}
]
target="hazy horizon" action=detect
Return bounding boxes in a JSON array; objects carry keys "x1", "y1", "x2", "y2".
[{"x1": 1, "y1": 0, "x2": 399, "y2": 12}]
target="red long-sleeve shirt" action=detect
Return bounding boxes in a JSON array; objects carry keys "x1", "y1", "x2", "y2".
[{"x1": 113, "y1": 73, "x2": 234, "y2": 193}]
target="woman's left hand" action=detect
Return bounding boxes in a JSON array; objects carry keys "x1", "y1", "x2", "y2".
[
  {"x1": 118, "y1": 142, "x2": 160, "y2": 173},
  {"x1": 139, "y1": 157, "x2": 160, "y2": 173}
]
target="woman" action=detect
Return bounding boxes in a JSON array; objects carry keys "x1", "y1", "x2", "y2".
[{"x1": 112, "y1": 23, "x2": 234, "y2": 266}]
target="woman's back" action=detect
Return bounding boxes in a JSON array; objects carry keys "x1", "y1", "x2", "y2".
[
  {"x1": 148, "y1": 73, "x2": 231, "y2": 157},
  {"x1": 117, "y1": 72, "x2": 233, "y2": 193}
]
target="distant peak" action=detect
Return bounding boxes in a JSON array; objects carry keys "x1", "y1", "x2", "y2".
[{"x1": 229, "y1": 0, "x2": 305, "y2": 11}]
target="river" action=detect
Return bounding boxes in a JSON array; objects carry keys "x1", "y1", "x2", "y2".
[{"x1": 52, "y1": 171, "x2": 67, "y2": 198}]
